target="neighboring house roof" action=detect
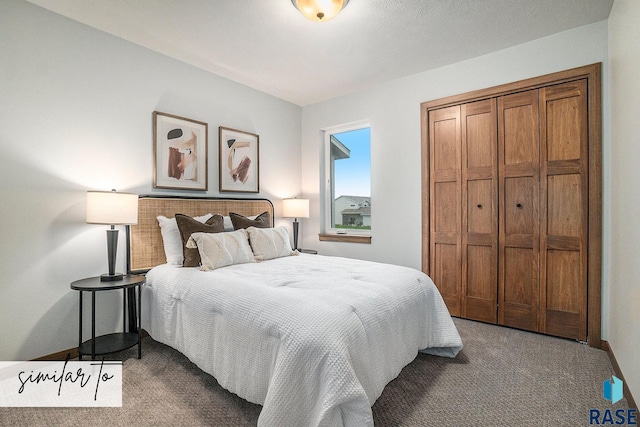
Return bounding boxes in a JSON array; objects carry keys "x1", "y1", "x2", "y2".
[
  {"x1": 341, "y1": 207, "x2": 371, "y2": 216},
  {"x1": 330, "y1": 135, "x2": 350, "y2": 160},
  {"x1": 335, "y1": 195, "x2": 371, "y2": 205}
]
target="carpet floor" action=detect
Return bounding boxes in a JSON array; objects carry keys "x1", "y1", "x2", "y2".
[{"x1": 1, "y1": 318, "x2": 629, "y2": 426}]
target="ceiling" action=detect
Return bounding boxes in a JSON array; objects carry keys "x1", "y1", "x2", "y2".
[{"x1": 27, "y1": 0, "x2": 613, "y2": 106}]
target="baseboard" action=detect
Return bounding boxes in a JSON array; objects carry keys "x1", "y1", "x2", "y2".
[
  {"x1": 31, "y1": 330, "x2": 150, "y2": 361},
  {"x1": 602, "y1": 340, "x2": 637, "y2": 409},
  {"x1": 33, "y1": 347, "x2": 79, "y2": 361}
]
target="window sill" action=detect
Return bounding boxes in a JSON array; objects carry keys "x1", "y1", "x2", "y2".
[{"x1": 318, "y1": 233, "x2": 372, "y2": 244}]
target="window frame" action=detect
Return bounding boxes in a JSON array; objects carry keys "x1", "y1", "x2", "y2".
[{"x1": 321, "y1": 120, "x2": 372, "y2": 240}]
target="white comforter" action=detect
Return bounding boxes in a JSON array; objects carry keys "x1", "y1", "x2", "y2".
[{"x1": 142, "y1": 254, "x2": 462, "y2": 426}]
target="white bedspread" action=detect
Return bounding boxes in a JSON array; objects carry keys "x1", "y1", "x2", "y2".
[{"x1": 142, "y1": 254, "x2": 462, "y2": 426}]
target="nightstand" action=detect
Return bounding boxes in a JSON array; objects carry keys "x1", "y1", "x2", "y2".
[
  {"x1": 70, "y1": 275, "x2": 145, "y2": 361},
  {"x1": 299, "y1": 249, "x2": 318, "y2": 254}
]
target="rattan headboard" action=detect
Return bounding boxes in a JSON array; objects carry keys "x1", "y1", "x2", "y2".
[{"x1": 127, "y1": 196, "x2": 274, "y2": 273}]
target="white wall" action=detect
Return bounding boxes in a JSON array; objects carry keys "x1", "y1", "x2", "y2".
[
  {"x1": 608, "y1": 0, "x2": 640, "y2": 404},
  {"x1": 0, "y1": 0, "x2": 301, "y2": 360},
  {"x1": 301, "y1": 21, "x2": 610, "y2": 328}
]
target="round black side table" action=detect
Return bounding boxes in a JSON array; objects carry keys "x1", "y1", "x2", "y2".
[{"x1": 71, "y1": 275, "x2": 145, "y2": 360}]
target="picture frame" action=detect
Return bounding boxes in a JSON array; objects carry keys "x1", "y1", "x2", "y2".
[
  {"x1": 153, "y1": 111, "x2": 208, "y2": 191},
  {"x1": 218, "y1": 126, "x2": 260, "y2": 193}
]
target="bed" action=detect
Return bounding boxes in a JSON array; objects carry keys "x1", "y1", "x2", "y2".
[{"x1": 128, "y1": 196, "x2": 463, "y2": 427}]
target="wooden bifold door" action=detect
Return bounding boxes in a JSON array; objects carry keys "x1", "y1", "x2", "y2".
[{"x1": 422, "y1": 65, "x2": 601, "y2": 345}]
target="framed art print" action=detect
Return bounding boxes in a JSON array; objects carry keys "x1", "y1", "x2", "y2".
[
  {"x1": 153, "y1": 111, "x2": 208, "y2": 191},
  {"x1": 219, "y1": 126, "x2": 259, "y2": 193}
]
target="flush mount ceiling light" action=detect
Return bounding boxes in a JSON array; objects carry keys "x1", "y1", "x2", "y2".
[{"x1": 291, "y1": 0, "x2": 350, "y2": 22}]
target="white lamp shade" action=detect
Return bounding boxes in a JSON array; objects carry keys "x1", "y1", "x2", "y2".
[
  {"x1": 86, "y1": 191, "x2": 139, "y2": 225},
  {"x1": 282, "y1": 198, "x2": 310, "y2": 219}
]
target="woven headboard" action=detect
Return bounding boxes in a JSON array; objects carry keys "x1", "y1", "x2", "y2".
[{"x1": 127, "y1": 196, "x2": 274, "y2": 273}]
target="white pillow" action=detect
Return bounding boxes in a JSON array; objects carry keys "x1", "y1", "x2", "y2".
[
  {"x1": 186, "y1": 229, "x2": 255, "y2": 271},
  {"x1": 246, "y1": 226, "x2": 295, "y2": 261},
  {"x1": 222, "y1": 215, "x2": 234, "y2": 232},
  {"x1": 157, "y1": 213, "x2": 213, "y2": 265}
]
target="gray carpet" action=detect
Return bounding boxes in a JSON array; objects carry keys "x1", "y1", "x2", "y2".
[{"x1": 1, "y1": 318, "x2": 629, "y2": 426}]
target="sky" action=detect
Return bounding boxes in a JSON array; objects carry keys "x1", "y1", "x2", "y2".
[{"x1": 333, "y1": 127, "x2": 371, "y2": 198}]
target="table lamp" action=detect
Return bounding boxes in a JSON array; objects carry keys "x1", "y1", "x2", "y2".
[
  {"x1": 86, "y1": 190, "x2": 139, "y2": 281},
  {"x1": 282, "y1": 198, "x2": 309, "y2": 251}
]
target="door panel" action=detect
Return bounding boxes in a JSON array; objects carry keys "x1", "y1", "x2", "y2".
[
  {"x1": 498, "y1": 90, "x2": 540, "y2": 331},
  {"x1": 429, "y1": 106, "x2": 461, "y2": 316},
  {"x1": 504, "y1": 248, "x2": 535, "y2": 306},
  {"x1": 434, "y1": 119, "x2": 458, "y2": 171},
  {"x1": 547, "y1": 174, "x2": 582, "y2": 237},
  {"x1": 545, "y1": 250, "x2": 581, "y2": 313},
  {"x1": 434, "y1": 243, "x2": 461, "y2": 316},
  {"x1": 539, "y1": 80, "x2": 588, "y2": 341},
  {"x1": 503, "y1": 177, "x2": 535, "y2": 235},
  {"x1": 465, "y1": 245, "x2": 497, "y2": 322},
  {"x1": 502, "y1": 247, "x2": 538, "y2": 331},
  {"x1": 546, "y1": 96, "x2": 582, "y2": 161},
  {"x1": 434, "y1": 181, "x2": 458, "y2": 233},
  {"x1": 467, "y1": 246, "x2": 495, "y2": 299},
  {"x1": 466, "y1": 113, "x2": 494, "y2": 169},
  {"x1": 461, "y1": 99, "x2": 497, "y2": 323},
  {"x1": 503, "y1": 100, "x2": 538, "y2": 165}
]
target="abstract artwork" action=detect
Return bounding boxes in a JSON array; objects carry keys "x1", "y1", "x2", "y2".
[
  {"x1": 153, "y1": 111, "x2": 208, "y2": 191},
  {"x1": 219, "y1": 126, "x2": 259, "y2": 193}
]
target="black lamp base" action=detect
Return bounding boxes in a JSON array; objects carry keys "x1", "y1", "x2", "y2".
[
  {"x1": 100, "y1": 273, "x2": 124, "y2": 282},
  {"x1": 103, "y1": 228, "x2": 122, "y2": 282},
  {"x1": 292, "y1": 219, "x2": 300, "y2": 251}
]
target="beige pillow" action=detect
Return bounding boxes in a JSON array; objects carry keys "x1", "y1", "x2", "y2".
[
  {"x1": 246, "y1": 226, "x2": 295, "y2": 261},
  {"x1": 186, "y1": 229, "x2": 254, "y2": 271}
]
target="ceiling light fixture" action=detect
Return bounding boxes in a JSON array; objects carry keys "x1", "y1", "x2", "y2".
[{"x1": 291, "y1": 0, "x2": 350, "y2": 22}]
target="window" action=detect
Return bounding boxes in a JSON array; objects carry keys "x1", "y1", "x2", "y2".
[{"x1": 323, "y1": 123, "x2": 371, "y2": 238}]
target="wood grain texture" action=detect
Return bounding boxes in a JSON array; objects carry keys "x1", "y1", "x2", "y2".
[
  {"x1": 318, "y1": 234, "x2": 371, "y2": 244},
  {"x1": 539, "y1": 80, "x2": 588, "y2": 341},
  {"x1": 461, "y1": 99, "x2": 497, "y2": 323},
  {"x1": 498, "y1": 89, "x2": 540, "y2": 332},
  {"x1": 429, "y1": 105, "x2": 462, "y2": 316},
  {"x1": 586, "y1": 64, "x2": 603, "y2": 349}
]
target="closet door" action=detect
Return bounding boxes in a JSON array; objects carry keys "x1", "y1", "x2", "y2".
[
  {"x1": 429, "y1": 106, "x2": 461, "y2": 316},
  {"x1": 422, "y1": 64, "x2": 601, "y2": 347},
  {"x1": 539, "y1": 80, "x2": 588, "y2": 341},
  {"x1": 461, "y1": 99, "x2": 498, "y2": 323},
  {"x1": 497, "y1": 90, "x2": 540, "y2": 332}
]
